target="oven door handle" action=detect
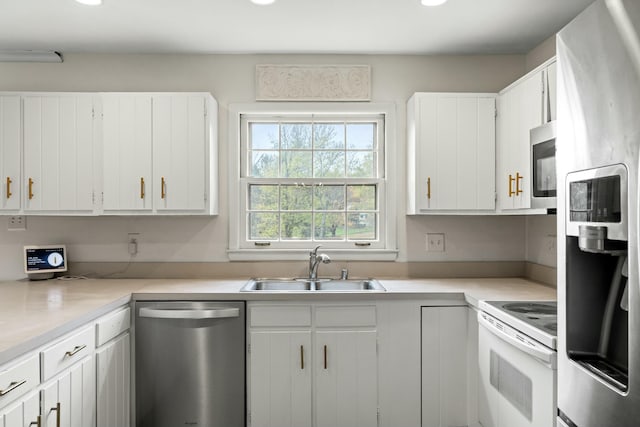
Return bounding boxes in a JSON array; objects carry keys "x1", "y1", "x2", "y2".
[{"x1": 478, "y1": 312, "x2": 557, "y2": 368}]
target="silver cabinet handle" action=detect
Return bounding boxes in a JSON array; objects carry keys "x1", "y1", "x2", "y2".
[
  {"x1": 65, "y1": 345, "x2": 87, "y2": 357},
  {"x1": 139, "y1": 308, "x2": 240, "y2": 320},
  {"x1": 0, "y1": 379, "x2": 26, "y2": 396}
]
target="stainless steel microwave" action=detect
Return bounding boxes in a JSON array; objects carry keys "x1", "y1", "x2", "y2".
[{"x1": 530, "y1": 121, "x2": 556, "y2": 209}]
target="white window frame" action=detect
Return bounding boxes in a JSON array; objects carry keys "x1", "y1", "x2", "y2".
[{"x1": 227, "y1": 102, "x2": 398, "y2": 261}]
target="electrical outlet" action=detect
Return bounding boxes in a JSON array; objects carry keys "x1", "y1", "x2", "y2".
[
  {"x1": 8, "y1": 216, "x2": 26, "y2": 231},
  {"x1": 426, "y1": 233, "x2": 445, "y2": 252},
  {"x1": 128, "y1": 233, "x2": 140, "y2": 255}
]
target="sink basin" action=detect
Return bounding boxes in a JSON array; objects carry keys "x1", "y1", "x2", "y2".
[
  {"x1": 243, "y1": 279, "x2": 313, "y2": 291},
  {"x1": 240, "y1": 278, "x2": 385, "y2": 292},
  {"x1": 315, "y1": 280, "x2": 385, "y2": 291}
]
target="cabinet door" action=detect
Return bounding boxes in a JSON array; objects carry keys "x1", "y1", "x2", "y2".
[
  {"x1": 421, "y1": 306, "x2": 468, "y2": 427},
  {"x1": 43, "y1": 356, "x2": 95, "y2": 427},
  {"x1": 2, "y1": 392, "x2": 39, "y2": 427},
  {"x1": 496, "y1": 71, "x2": 544, "y2": 211},
  {"x1": 249, "y1": 331, "x2": 311, "y2": 427},
  {"x1": 153, "y1": 95, "x2": 207, "y2": 212},
  {"x1": 23, "y1": 95, "x2": 95, "y2": 213},
  {"x1": 0, "y1": 96, "x2": 21, "y2": 212},
  {"x1": 102, "y1": 95, "x2": 152, "y2": 212},
  {"x1": 314, "y1": 330, "x2": 377, "y2": 427},
  {"x1": 414, "y1": 93, "x2": 495, "y2": 211},
  {"x1": 96, "y1": 332, "x2": 130, "y2": 427}
]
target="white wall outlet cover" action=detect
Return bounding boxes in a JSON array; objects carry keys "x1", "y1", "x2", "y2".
[
  {"x1": 8, "y1": 216, "x2": 26, "y2": 231},
  {"x1": 426, "y1": 233, "x2": 445, "y2": 252}
]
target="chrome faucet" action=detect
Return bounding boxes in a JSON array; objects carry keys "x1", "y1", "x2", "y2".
[{"x1": 309, "y1": 245, "x2": 331, "y2": 280}]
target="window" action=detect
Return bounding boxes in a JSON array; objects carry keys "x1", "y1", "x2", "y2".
[{"x1": 228, "y1": 103, "x2": 397, "y2": 260}]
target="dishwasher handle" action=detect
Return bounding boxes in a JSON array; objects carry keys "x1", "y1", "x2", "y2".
[{"x1": 139, "y1": 307, "x2": 240, "y2": 320}]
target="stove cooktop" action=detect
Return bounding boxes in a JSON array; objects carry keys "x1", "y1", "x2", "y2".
[{"x1": 479, "y1": 300, "x2": 557, "y2": 350}]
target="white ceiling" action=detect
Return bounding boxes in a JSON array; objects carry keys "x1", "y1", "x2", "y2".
[{"x1": 0, "y1": 0, "x2": 594, "y2": 55}]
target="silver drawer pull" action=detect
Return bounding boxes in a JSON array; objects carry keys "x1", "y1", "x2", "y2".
[
  {"x1": 0, "y1": 379, "x2": 26, "y2": 396},
  {"x1": 65, "y1": 345, "x2": 86, "y2": 357}
]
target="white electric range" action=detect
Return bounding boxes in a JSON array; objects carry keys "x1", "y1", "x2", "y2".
[{"x1": 477, "y1": 301, "x2": 557, "y2": 427}]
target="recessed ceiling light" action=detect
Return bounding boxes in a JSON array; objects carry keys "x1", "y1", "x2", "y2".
[
  {"x1": 251, "y1": 0, "x2": 276, "y2": 5},
  {"x1": 421, "y1": 0, "x2": 448, "y2": 6},
  {"x1": 75, "y1": 0, "x2": 102, "y2": 5}
]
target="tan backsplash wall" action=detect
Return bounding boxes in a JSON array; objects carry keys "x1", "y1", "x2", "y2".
[{"x1": 0, "y1": 53, "x2": 554, "y2": 285}]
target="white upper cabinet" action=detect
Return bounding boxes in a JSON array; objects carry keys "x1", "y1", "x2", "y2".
[
  {"x1": 102, "y1": 95, "x2": 153, "y2": 213},
  {"x1": 0, "y1": 91, "x2": 218, "y2": 216},
  {"x1": 0, "y1": 96, "x2": 21, "y2": 212},
  {"x1": 407, "y1": 93, "x2": 496, "y2": 214},
  {"x1": 102, "y1": 92, "x2": 217, "y2": 215},
  {"x1": 23, "y1": 94, "x2": 96, "y2": 214},
  {"x1": 496, "y1": 59, "x2": 556, "y2": 212},
  {"x1": 152, "y1": 94, "x2": 217, "y2": 214}
]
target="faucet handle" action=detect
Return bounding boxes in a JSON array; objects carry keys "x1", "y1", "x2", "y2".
[{"x1": 311, "y1": 245, "x2": 322, "y2": 256}]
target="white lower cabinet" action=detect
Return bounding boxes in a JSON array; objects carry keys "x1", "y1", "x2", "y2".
[
  {"x1": 42, "y1": 356, "x2": 96, "y2": 427},
  {"x1": 421, "y1": 306, "x2": 472, "y2": 427},
  {"x1": 95, "y1": 307, "x2": 131, "y2": 427},
  {"x1": 96, "y1": 332, "x2": 130, "y2": 427},
  {"x1": 0, "y1": 305, "x2": 132, "y2": 427},
  {"x1": 248, "y1": 304, "x2": 378, "y2": 427},
  {"x1": 314, "y1": 330, "x2": 377, "y2": 427},
  {"x1": 249, "y1": 331, "x2": 312, "y2": 427},
  {"x1": 1, "y1": 392, "x2": 39, "y2": 427}
]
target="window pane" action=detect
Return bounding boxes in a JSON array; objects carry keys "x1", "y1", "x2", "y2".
[
  {"x1": 281, "y1": 124, "x2": 312, "y2": 149},
  {"x1": 314, "y1": 185, "x2": 345, "y2": 210},
  {"x1": 347, "y1": 185, "x2": 376, "y2": 211},
  {"x1": 314, "y1": 151, "x2": 346, "y2": 178},
  {"x1": 250, "y1": 213, "x2": 279, "y2": 240},
  {"x1": 250, "y1": 123, "x2": 279, "y2": 149},
  {"x1": 314, "y1": 123, "x2": 345, "y2": 149},
  {"x1": 251, "y1": 151, "x2": 279, "y2": 178},
  {"x1": 281, "y1": 213, "x2": 312, "y2": 240},
  {"x1": 347, "y1": 213, "x2": 376, "y2": 240},
  {"x1": 249, "y1": 185, "x2": 279, "y2": 210},
  {"x1": 346, "y1": 123, "x2": 375, "y2": 150},
  {"x1": 281, "y1": 185, "x2": 312, "y2": 211},
  {"x1": 314, "y1": 213, "x2": 345, "y2": 240},
  {"x1": 281, "y1": 151, "x2": 312, "y2": 178},
  {"x1": 347, "y1": 152, "x2": 375, "y2": 178}
]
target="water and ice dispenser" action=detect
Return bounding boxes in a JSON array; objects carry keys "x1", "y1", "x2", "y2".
[{"x1": 565, "y1": 164, "x2": 629, "y2": 392}]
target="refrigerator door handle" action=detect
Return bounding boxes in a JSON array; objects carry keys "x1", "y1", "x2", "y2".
[{"x1": 139, "y1": 307, "x2": 240, "y2": 320}]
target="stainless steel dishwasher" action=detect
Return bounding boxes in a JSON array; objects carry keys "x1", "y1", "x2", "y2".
[{"x1": 135, "y1": 301, "x2": 245, "y2": 427}]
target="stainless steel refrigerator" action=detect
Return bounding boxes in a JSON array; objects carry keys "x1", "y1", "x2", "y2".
[{"x1": 557, "y1": 0, "x2": 640, "y2": 425}]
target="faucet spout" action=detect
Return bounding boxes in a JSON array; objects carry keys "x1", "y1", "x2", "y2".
[{"x1": 309, "y1": 245, "x2": 331, "y2": 280}]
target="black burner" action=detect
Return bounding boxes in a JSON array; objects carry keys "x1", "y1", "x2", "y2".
[{"x1": 503, "y1": 302, "x2": 557, "y2": 315}]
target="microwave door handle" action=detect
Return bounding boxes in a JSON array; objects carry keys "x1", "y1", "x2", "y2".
[
  {"x1": 478, "y1": 313, "x2": 556, "y2": 367},
  {"x1": 139, "y1": 308, "x2": 240, "y2": 320}
]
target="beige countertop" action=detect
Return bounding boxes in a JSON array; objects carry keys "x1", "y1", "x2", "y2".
[{"x1": 0, "y1": 277, "x2": 556, "y2": 366}]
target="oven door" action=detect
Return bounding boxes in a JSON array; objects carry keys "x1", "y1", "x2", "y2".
[{"x1": 478, "y1": 311, "x2": 557, "y2": 427}]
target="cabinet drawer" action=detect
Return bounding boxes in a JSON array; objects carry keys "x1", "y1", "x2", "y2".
[
  {"x1": 41, "y1": 326, "x2": 94, "y2": 381},
  {"x1": 0, "y1": 354, "x2": 39, "y2": 410},
  {"x1": 250, "y1": 306, "x2": 311, "y2": 327},
  {"x1": 96, "y1": 307, "x2": 131, "y2": 347},
  {"x1": 315, "y1": 306, "x2": 377, "y2": 327}
]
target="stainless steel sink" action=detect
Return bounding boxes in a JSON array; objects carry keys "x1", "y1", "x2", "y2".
[
  {"x1": 315, "y1": 280, "x2": 385, "y2": 291},
  {"x1": 240, "y1": 278, "x2": 385, "y2": 292},
  {"x1": 245, "y1": 279, "x2": 313, "y2": 291}
]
